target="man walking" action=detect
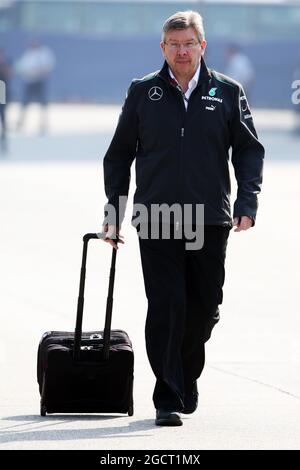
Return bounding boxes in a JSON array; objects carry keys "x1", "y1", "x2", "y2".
[
  {"x1": 15, "y1": 40, "x2": 55, "y2": 134},
  {"x1": 0, "y1": 48, "x2": 12, "y2": 153},
  {"x1": 102, "y1": 11, "x2": 264, "y2": 426}
]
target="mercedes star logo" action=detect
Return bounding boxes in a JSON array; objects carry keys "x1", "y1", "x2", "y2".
[{"x1": 148, "y1": 86, "x2": 163, "y2": 101}]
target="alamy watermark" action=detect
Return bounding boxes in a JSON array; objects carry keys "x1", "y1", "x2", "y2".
[
  {"x1": 104, "y1": 196, "x2": 205, "y2": 250},
  {"x1": 0, "y1": 80, "x2": 6, "y2": 105},
  {"x1": 291, "y1": 80, "x2": 300, "y2": 105}
]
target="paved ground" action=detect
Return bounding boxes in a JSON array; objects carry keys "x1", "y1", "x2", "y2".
[{"x1": 0, "y1": 104, "x2": 299, "y2": 450}]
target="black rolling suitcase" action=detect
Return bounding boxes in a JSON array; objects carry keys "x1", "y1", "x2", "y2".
[{"x1": 37, "y1": 233, "x2": 134, "y2": 416}]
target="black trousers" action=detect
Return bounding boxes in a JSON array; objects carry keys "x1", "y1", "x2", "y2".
[{"x1": 137, "y1": 225, "x2": 230, "y2": 411}]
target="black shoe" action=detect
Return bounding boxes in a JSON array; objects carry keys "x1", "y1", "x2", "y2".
[
  {"x1": 182, "y1": 383, "x2": 198, "y2": 414},
  {"x1": 182, "y1": 395, "x2": 198, "y2": 414},
  {"x1": 155, "y1": 409, "x2": 183, "y2": 426}
]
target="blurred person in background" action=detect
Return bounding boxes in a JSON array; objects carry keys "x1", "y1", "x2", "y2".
[
  {"x1": 0, "y1": 48, "x2": 12, "y2": 153},
  {"x1": 15, "y1": 40, "x2": 55, "y2": 134},
  {"x1": 102, "y1": 11, "x2": 264, "y2": 427},
  {"x1": 224, "y1": 44, "x2": 255, "y2": 102},
  {"x1": 292, "y1": 58, "x2": 300, "y2": 135}
]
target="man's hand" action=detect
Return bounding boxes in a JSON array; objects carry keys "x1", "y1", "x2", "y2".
[
  {"x1": 102, "y1": 224, "x2": 125, "y2": 250},
  {"x1": 233, "y1": 216, "x2": 253, "y2": 232}
]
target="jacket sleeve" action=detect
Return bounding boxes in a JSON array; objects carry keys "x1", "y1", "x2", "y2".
[
  {"x1": 230, "y1": 85, "x2": 264, "y2": 225},
  {"x1": 103, "y1": 82, "x2": 138, "y2": 227}
]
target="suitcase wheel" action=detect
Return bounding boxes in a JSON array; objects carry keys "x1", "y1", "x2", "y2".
[
  {"x1": 128, "y1": 405, "x2": 134, "y2": 416},
  {"x1": 40, "y1": 405, "x2": 47, "y2": 417}
]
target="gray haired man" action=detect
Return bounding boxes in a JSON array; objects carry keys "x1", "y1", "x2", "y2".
[{"x1": 102, "y1": 10, "x2": 264, "y2": 426}]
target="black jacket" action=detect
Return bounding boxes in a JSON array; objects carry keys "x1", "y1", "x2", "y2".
[{"x1": 103, "y1": 57, "x2": 264, "y2": 228}]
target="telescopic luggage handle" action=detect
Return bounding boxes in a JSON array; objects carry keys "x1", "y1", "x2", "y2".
[{"x1": 73, "y1": 232, "x2": 119, "y2": 361}]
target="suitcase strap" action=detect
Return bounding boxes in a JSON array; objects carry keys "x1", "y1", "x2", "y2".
[{"x1": 73, "y1": 233, "x2": 118, "y2": 361}]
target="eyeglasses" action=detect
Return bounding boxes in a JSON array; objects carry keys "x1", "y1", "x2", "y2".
[{"x1": 164, "y1": 41, "x2": 200, "y2": 51}]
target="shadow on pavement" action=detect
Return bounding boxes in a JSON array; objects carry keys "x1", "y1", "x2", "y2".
[{"x1": 0, "y1": 415, "x2": 156, "y2": 445}]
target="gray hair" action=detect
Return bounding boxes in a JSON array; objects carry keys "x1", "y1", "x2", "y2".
[{"x1": 162, "y1": 10, "x2": 205, "y2": 43}]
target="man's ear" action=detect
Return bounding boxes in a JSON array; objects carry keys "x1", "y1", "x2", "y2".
[
  {"x1": 160, "y1": 41, "x2": 166, "y2": 56},
  {"x1": 200, "y1": 40, "x2": 207, "y2": 56}
]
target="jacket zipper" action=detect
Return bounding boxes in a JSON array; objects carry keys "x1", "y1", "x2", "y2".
[
  {"x1": 157, "y1": 74, "x2": 202, "y2": 231},
  {"x1": 174, "y1": 126, "x2": 186, "y2": 231},
  {"x1": 177, "y1": 85, "x2": 204, "y2": 230}
]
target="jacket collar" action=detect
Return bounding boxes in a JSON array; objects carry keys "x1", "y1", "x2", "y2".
[{"x1": 158, "y1": 56, "x2": 211, "y2": 88}]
